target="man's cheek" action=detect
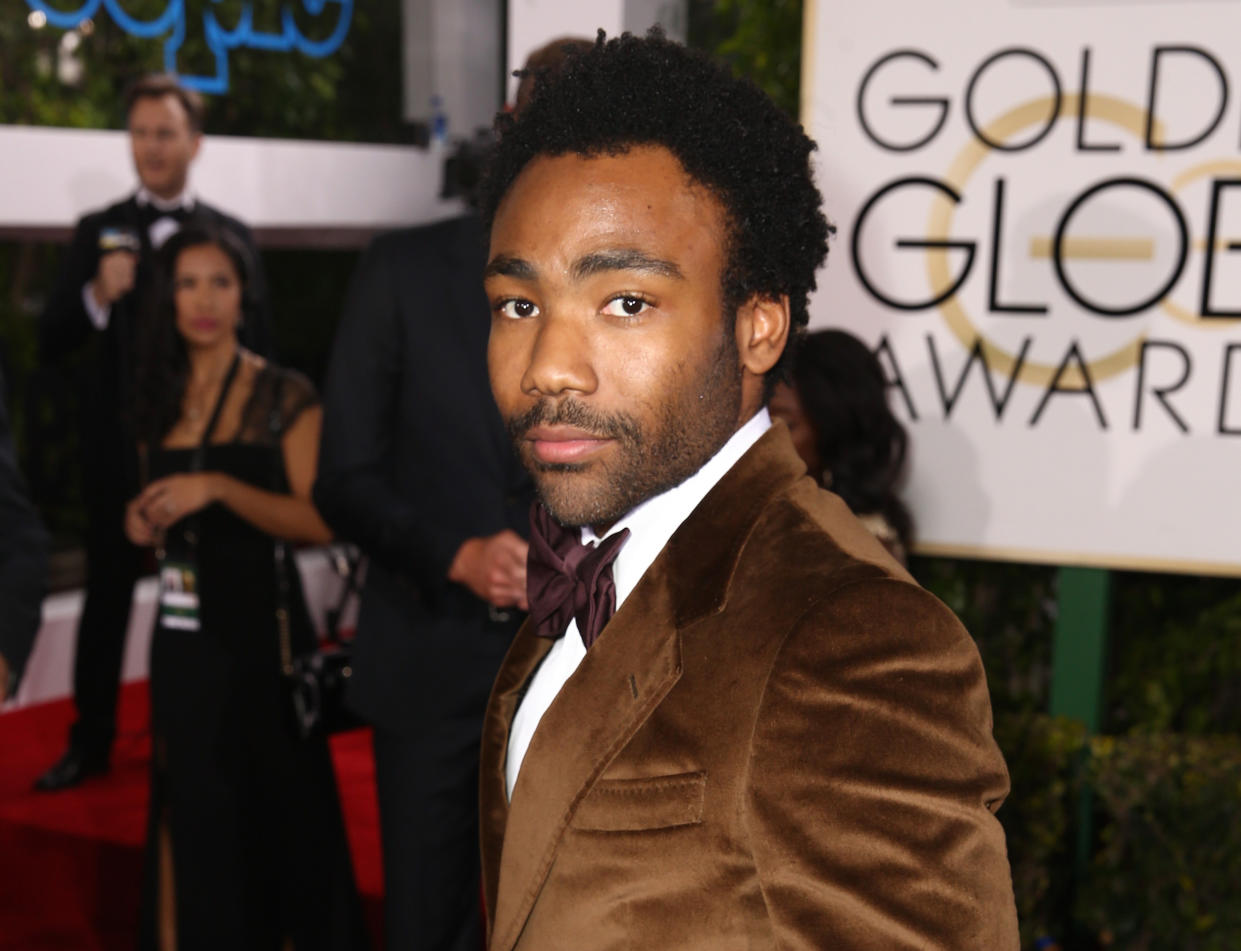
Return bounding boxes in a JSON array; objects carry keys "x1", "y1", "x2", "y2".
[{"x1": 487, "y1": 357, "x2": 513, "y2": 407}]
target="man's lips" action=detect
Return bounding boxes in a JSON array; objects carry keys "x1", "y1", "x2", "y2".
[{"x1": 524, "y1": 425, "x2": 612, "y2": 464}]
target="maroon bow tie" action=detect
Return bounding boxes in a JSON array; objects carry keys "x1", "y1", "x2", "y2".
[{"x1": 527, "y1": 503, "x2": 630, "y2": 648}]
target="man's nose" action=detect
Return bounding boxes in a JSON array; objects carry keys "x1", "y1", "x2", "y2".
[{"x1": 521, "y1": 314, "x2": 597, "y2": 398}]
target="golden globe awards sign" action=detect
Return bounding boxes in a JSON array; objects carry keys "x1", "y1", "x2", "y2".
[{"x1": 803, "y1": 0, "x2": 1241, "y2": 575}]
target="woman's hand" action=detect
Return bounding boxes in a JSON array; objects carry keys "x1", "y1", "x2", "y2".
[
  {"x1": 136, "y1": 473, "x2": 222, "y2": 531},
  {"x1": 125, "y1": 495, "x2": 160, "y2": 546}
]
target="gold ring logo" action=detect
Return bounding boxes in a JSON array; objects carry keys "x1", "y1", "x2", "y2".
[{"x1": 925, "y1": 93, "x2": 1241, "y2": 389}]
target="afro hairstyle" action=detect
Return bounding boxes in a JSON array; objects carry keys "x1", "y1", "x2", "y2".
[{"x1": 478, "y1": 29, "x2": 832, "y2": 386}]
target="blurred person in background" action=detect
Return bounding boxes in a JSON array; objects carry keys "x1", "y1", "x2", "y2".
[
  {"x1": 769, "y1": 328, "x2": 913, "y2": 564},
  {"x1": 0, "y1": 368, "x2": 49, "y2": 705},
  {"x1": 312, "y1": 36, "x2": 589, "y2": 951},
  {"x1": 36, "y1": 73, "x2": 271, "y2": 791},
  {"x1": 313, "y1": 190, "x2": 531, "y2": 951},
  {"x1": 127, "y1": 226, "x2": 363, "y2": 950}
]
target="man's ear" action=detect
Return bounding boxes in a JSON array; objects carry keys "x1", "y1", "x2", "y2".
[{"x1": 735, "y1": 294, "x2": 790, "y2": 379}]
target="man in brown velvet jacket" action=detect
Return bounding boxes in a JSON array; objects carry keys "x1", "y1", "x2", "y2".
[{"x1": 474, "y1": 31, "x2": 1020, "y2": 950}]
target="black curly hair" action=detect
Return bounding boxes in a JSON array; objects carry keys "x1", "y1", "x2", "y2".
[
  {"x1": 478, "y1": 29, "x2": 832, "y2": 387},
  {"x1": 133, "y1": 225, "x2": 258, "y2": 445}
]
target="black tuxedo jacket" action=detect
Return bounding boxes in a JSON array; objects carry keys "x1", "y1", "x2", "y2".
[
  {"x1": 314, "y1": 215, "x2": 532, "y2": 731},
  {"x1": 39, "y1": 194, "x2": 270, "y2": 484}
]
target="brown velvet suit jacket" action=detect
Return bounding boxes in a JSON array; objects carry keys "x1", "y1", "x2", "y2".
[{"x1": 480, "y1": 425, "x2": 1020, "y2": 950}]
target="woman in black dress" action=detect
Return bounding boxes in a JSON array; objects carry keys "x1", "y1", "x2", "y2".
[{"x1": 126, "y1": 226, "x2": 366, "y2": 950}]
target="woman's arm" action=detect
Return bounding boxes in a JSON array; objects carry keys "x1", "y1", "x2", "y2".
[{"x1": 136, "y1": 407, "x2": 333, "y2": 545}]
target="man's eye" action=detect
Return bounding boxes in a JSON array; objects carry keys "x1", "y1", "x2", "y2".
[
  {"x1": 497, "y1": 299, "x2": 538, "y2": 319},
  {"x1": 602, "y1": 296, "x2": 651, "y2": 317}
]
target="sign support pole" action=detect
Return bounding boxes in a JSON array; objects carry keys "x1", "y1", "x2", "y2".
[
  {"x1": 1049, "y1": 565, "x2": 1112, "y2": 938},
  {"x1": 1049, "y1": 566, "x2": 1111, "y2": 733}
]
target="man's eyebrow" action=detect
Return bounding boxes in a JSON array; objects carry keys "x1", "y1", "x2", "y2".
[
  {"x1": 571, "y1": 249, "x2": 684, "y2": 281},
  {"x1": 483, "y1": 255, "x2": 537, "y2": 280}
]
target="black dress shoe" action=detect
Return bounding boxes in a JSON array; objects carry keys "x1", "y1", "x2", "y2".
[{"x1": 34, "y1": 747, "x2": 108, "y2": 792}]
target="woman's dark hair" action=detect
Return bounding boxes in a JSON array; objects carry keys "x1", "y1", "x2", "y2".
[
  {"x1": 133, "y1": 225, "x2": 255, "y2": 444},
  {"x1": 792, "y1": 329, "x2": 913, "y2": 551}
]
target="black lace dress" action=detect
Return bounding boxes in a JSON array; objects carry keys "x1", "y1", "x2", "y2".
[{"x1": 139, "y1": 365, "x2": 367, "y2": 950}]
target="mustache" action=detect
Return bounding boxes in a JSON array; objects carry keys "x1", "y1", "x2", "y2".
[{"x1": 506, "y1": 399, "x2": 642, "y2": 445}]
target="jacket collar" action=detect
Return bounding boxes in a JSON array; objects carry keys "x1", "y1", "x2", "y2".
[{"x1": 481, "y1": 424, "x2": 809, "y2": 950}]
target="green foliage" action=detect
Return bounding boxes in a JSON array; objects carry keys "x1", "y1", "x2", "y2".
[
  {"x1": 994, "y1": 713, "x2": 1087, "y2": 949},
  {"x1": 688, "y1": 0, "x2": 804, "y2": 118},
  {"x1": 1079, "y1": 733, "x2": 1241, "y2": 950},
  {"x1": 914, "y1": 556, "x2": 1058, "y2": 717},
  {"x1": 195, "y1": 2, "x2": 407, "y2": 142},
  {"x1": 1108, "y1": 573, "x2": 1241, "y2": 735},
  {"x1": 1, "y1": 2, "x2": 405, "y2": 142},
  {"x1": 993, "y1": 721, "x2": 1241, "y2": 950},
  {"x1": 0, "y1": 10, "x2": 128, "y2": 129}
]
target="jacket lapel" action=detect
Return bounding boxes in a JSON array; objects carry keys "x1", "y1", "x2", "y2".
[
  {"x1": 479, "y1": 625, "x2": 551, "y2": 937},
  {"x1": 486, "y1": 425, "x2": 809, "y2": 951}
]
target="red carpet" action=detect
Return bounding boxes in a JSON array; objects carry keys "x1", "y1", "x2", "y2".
[{"x1": 0, "y1": 683, "x2": 384, "y2": 950}]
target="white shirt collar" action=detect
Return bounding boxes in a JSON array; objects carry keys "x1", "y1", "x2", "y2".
[
  {"x1": 136, "y1": 186, "x2": 196, "y2": 213},
  {"x1": 582, "y1": 407, "x2": 772, "y2": 609}
]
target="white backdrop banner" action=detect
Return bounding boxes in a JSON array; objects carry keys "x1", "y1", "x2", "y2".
[{"x1": 803, "y1": 0, "x2": 1241, "y2": 575}]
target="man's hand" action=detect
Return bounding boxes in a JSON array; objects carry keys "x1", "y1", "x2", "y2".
[
  {"x1": 449, "y1": 530, "x2": 529, "y2": 610},
  {"x1": 89, "y1": 250, "x2": 137, "y2": 308}
]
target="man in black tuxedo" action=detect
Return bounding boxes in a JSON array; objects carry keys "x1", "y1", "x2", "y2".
[
  {"x1": 36, "y1": 73, "x2": 270, "y2": 791},
  {"x1": 0, "y1": 370, "x2": 49, "y2": 706},
  {"x1": 314, "y1": 212, "x2": 533, "y2": 951}
]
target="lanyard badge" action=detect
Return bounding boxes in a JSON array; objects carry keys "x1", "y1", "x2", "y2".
[{"x1": 158, "y1": 556, "x2": 201, "y2": 631}]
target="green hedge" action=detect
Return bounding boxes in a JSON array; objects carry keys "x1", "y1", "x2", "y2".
[
  {"x1": 995, "y1": 716, "x2": 1241, "y2": 949},
  {"x1": 995, "y1": 713, "x2": 1085, "y2": 948},
  {"x1": 1078, "y1": 733, "x2": 1241, "y2": 950}
]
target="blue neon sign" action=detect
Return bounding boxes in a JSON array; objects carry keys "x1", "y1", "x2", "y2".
[{"x1": 25, "y1": 0, "x2": 353, "y2": 95}]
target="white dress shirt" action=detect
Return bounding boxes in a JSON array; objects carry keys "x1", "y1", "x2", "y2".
[
  {"x1": 505, "y1": 407, "x2": 773, "y2": 800},
  {"x1": 81, "y1": 188, "x2": 197, "y2": 330}
]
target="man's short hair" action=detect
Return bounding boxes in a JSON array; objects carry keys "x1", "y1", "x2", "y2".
[
  {"x1": 124, "y1": 74, "x2": 206, "y2": 134},
  {"x1": 479, "y1": 30, "x2": 831, "y2": 385}
]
